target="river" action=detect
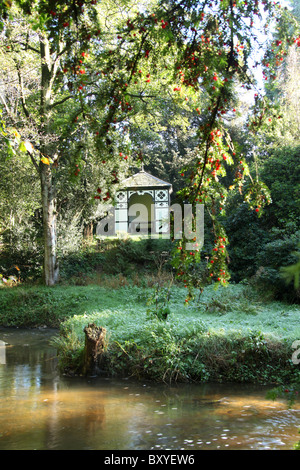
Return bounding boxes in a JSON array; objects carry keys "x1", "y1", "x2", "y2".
[{"x1": 0, "y1": 327, "x2": 299, "y2": 451}]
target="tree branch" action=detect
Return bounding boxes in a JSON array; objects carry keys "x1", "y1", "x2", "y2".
[
  {"x1": 0, "y1": 91, "x2": 10, "y2": 115},
  {"x1": 16, "y1": 63, "x2": 30, "y2": 119},
  {"x1": 28, "y1": 151, "x2": 40, "y2": 173},
  {"x1": 50, "y1": 94, "x2": 73, "y2": 109},
  {"x1": 19, "y1": 42, "x2": 40, "y2": 54}
]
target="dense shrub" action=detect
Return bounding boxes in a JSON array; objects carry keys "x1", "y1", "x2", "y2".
[
  {"x1": 253, "y1": 231, "x2": 300, "y2": 302},
  {"x1": 223, "y1": 146, "x2": 300, "y2": 299},
  {"x1": 0, "y1": 248, "x2": 43, "y2": 282},
  {"x1": 58, "y1": 251, "x2": 106, "y2": 281},
  {"x1": 224, "y1": 203, "x2": 270, "y2": 282},
  {"x1": 0, "y1": 237, "x2": 173, "y2": 284},
  {"x1": 58, "y1": 237, "x2": 173, "y2": 281}
]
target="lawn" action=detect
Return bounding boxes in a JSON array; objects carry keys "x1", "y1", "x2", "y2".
[{"x1": 1, "y1": 281, "x2": 299, "y2": 338}]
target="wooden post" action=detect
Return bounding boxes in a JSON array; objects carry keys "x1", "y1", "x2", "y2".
[{"x1": 83, "y1": 323, "x2": 106, "y2": 376}]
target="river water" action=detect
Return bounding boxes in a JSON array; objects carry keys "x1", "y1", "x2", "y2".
[{"x1": 0, "y1": 327, "x2": 299, "y2": 451}]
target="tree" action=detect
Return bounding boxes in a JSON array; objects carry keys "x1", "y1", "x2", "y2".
[
  {"x1": 1, "y1": 0, "x2": 299, "y2": 294},
  {"x1": 0, "y1": 1, "x2": 131, "y2": 285}
]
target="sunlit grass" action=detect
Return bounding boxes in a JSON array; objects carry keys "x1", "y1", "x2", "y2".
[
  {"x1": 0, "y1": 281, "x2": 299, "y2": 341},
  {"x1": 1, "y1": 280, "x2": 299, "y2": 383}
]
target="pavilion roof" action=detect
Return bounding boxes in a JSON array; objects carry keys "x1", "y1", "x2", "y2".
[{"x1": 121, "y1": 167, "x2": 172, "y2": 191}]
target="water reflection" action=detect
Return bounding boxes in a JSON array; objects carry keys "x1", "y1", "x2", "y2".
[{"x1": 0, "y1": 328, "x2": 299, "y2": 450}]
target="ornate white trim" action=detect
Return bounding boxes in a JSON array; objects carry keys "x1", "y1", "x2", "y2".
[
  {"x1": 128, "y1": 190, "x2": 154, "y2": 198},
  {"x1": 155, "y1": 189, "x2": 168, "y2": 202},
  {"x1": 116, "y1": 191, "x2": 128, "y2": 202}
]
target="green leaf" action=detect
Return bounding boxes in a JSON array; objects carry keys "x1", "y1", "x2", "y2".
[{"x1": 18, "y1": 141, "x2": 27, "y2": 153}]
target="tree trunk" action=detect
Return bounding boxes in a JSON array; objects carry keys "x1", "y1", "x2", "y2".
[
  {"x1": 84, "y1": 222, "x2": 94, "y2": 239},
  {"x1": 39, "y1": 35, "x2": 59, "y2": 286},
  {"x1": 40, "y1": 162, "x2": 59, "y2": 286},
  {"x1": 83, "y1": 323, "x2": 107, "y2": 376}
]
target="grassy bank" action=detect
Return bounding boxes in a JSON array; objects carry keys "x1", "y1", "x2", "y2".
[{"x1": 1, "y1": 280, "x2": 299, "y2": 385}]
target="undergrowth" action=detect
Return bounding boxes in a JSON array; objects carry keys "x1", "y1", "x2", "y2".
[
  {"x1": 42, "y1": 283, "x2": 300, "y2": 384},
  {"x1": 1, "y1": 279, "x2": 299, "y2": 384}
]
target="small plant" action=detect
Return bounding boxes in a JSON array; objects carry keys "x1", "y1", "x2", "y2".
[
  {"x1": 50, "y1": 327, "x2": 84, "y2": 374},
  {"x1": 146, "y1": 281, "x2": 173, "y2": 321}
]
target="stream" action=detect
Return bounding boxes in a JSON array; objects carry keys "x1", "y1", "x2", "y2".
[{"x1": 0, "y1": 327, "x2": 299, "y2": 451}]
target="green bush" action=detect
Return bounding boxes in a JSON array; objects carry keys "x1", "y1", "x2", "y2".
[
  {"x1": 59, "y1": 251, "x2": 105, "y2": 281},
  {"x1": 0, "y1": 237, "x2": 173, "y2": 284},
  {"x1": 253, "y1": 231, "x2": 300, "y2": 302},
  {"x1": 223, "y1": 145, "x2": 300, "y2": 289},
  {"x1": 101, "y1": 238, "x2": 172, "y2": 275},
  {"x1": 57, "y1": 238, "x2": 173, "y2": 281},
  {"x1": 224, "y1": 201, "x2": 270, "y2": 281},
  {"x1": 0, "y1": 248, "x2": 43, "y2": 282}
]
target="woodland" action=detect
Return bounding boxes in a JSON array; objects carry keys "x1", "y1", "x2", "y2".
[{"x1": 0, "y1": 0, "x2": 299, "y2": 385}]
